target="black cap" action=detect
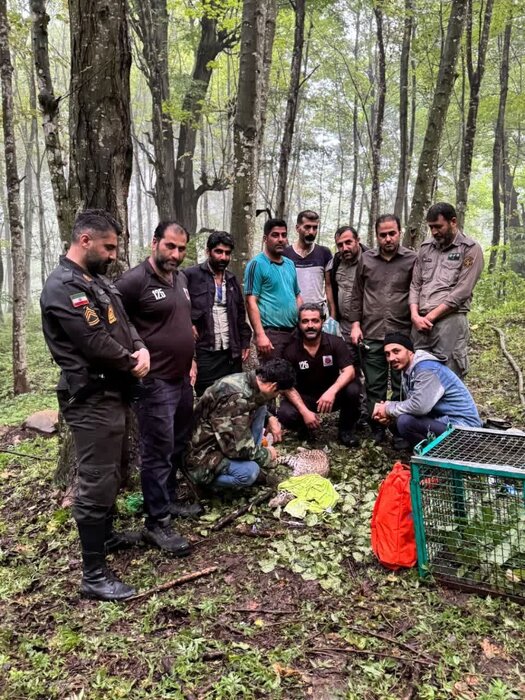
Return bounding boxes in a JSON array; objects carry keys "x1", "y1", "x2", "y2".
[{"x1": 383, "y1": 332, "x2": 414, "y2": 352}]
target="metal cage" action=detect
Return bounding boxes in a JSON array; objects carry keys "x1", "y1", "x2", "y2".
[{"x1": 410, "y1": 426, "x2": 525, "y2": 602}]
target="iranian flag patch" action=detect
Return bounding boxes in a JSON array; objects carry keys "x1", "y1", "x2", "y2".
[{"x1": 70, "y1": 292, "x2": 89, "y2": 308}]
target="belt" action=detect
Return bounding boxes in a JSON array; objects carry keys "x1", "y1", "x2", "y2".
[{"x1": 264, "y1": 326, "x2": 295, "y2": 333}]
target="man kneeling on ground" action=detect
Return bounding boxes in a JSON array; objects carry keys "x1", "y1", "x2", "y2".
[
  {"x1": 185, "y1": 359, "x2": 296, "y2": 491},
  {"x1": 372, "y1": 333, "x2": 481, "y2": 448},
  {"x1": 277, "y1": 304, "x2": 361, "y2": 447}
]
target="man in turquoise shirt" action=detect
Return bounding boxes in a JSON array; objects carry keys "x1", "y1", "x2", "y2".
[{"x1": 244, "y1": 218, "x2": 302, "y2": 363}]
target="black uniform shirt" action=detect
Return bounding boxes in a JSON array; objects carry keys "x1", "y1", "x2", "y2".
[
  {"x1": 283, "y1": 332, "x2": 355, "y2": 399},
  {"x1": 40, "y1": 256, "x2": 144, "y2": 395},
  {"x1": 116, "y1": 260, "x2": 194, "y2": 380}
]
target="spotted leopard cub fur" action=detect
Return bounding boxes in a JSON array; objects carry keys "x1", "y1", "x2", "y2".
[{"x1": 269, "y1": 449, "x2": 330, "y2": 508}]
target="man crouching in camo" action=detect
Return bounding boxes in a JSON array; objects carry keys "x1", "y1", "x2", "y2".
[{"x1": 185, "y1": 359, "x2": 296, "y2": 492}]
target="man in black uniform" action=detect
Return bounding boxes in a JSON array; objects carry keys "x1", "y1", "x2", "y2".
[
  {"x1": 40, "y1": 210, "x2": 150, "y2": 601},
  {"x1": 116, "y1": 221, "x2": 198, "y2": 556},
  {"x1": 277, "y1": 304, "x2": 361, "y2": 446}
]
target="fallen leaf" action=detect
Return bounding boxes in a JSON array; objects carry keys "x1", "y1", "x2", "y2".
[{"x1": 481, "y1": 638, "x2": 508, "y2": 660}]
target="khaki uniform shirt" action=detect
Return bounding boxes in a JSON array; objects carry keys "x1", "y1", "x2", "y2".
[
  {"x1": 348, "y1": 246, "x2": 417, "y2": 340},
  {"x1": 409, "y1": 232, "x2": 484, "y2": 314}
]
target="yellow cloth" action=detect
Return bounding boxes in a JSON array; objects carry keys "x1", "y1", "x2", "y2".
[{"x1": 277, "y1": 474, "x2": 339, "y2": 518}]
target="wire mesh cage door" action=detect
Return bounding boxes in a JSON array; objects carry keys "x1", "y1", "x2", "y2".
[{"x1": 411, "y1": 427, "x2": 525, "y2": 602}]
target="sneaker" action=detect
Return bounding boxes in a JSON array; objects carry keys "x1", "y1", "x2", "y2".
[
  {"x1": 392, "y1": 436, "x2": 411, "y2": 451},
  {"x1": 142, "y1": 516, "x2": 192, "y2": 556},
  {"x1": 338, "y1": 430, "x2": 360, "y2": 448},
  {"x1": 371, "y1": 426, "x2": 386, "y2": 445},
  {"x1": 169, "y1": 501, "x2": 204, "y2": 519}
]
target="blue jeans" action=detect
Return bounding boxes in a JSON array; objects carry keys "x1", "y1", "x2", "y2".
[
  {"x1": 212, "y1": 406, "x2": 266, "y2": 490},
  {"x1": 135, "y1": 376, "x2": 193, "y2": 524},
  {"x1": 395, "y1": 414, "x2": 447, "y2": 448}
]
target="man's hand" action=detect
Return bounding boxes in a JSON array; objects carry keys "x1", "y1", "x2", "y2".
[
  {"x1": 302, "y1": 409, "x2": 320, "y2": 430},
  {"x1": 255, "y1": 331, "x2": 274, "y2": 356},
  {"x1": 267, "y1": 445, "x2": 279, "y2": 462},
  {"x1": 190, "y1": 359, "x2": 198, "y2": 387},
  {"x1": 317, "y1": 388, "x2": 337, "y2": 414},
  {"x1": 241, "y1": 347, "x2": 251, "y2": 363},
  {"x1": 192, "y1": 325, "x2": 199, "y2": 341},
  {"x1": 350, "y1": 324, "x2": 363, "y2": 345},
  {"x1": 131, "y1": 348, "x2": 150, "y2": 378},
  {"x1": 412, "y1": 313, "x2": 433, "y2": 332},
  {"x1": 372, "y1": 401, "x2": 390, "y2": 425},
  {"x1": 266, "y1": 415, "x2": 283, "y2": 444}
]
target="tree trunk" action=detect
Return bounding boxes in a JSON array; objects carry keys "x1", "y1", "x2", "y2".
[
  {"x1": 23, "y1": 66, "x2": 38, "y2": 306},
  {"x1": 405, "y1": 0, "x2": 468, "y2": 248},
  {"x1": 129, "y1": 0, "x2": 176, "y2": 220},
  {"x1": 69, "y1": 0, "x2": 133, "y2": 265},
  {"x1": 30, "y1": 0, "x2": 75, "y2": 246},
  {"x1": 394, "y1": 0, "x2": 414, "y2": 222},
  {"x1": 489, "y1": 20, "x2": 512, "y2": 273},
  {"x1": 456, "y1": 0, "x2": 494, "y2": 229},
  {"x1": 0, "y1": 0, "x2": 30, "y2": 394},
  {"x1": 368, "y1": 4, "x2": 386, "y2": 237},
  {"x1": 275, "y1": 0, "x2": 306, "y2": 220},
  {"x1": 230, "y1": 0, "x2": 277, "y2": 280}
]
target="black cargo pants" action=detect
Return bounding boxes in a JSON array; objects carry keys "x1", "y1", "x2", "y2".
[{"x1": 58, "y1": 390, "x2": 128, "y2": 526}]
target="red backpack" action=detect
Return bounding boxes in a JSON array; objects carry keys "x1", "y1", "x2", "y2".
[{"x1": 370, "y1": 462, "x2": 417, "y2": 570}]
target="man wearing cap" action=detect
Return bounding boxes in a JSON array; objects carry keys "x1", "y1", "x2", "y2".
[
  {"x1": 409, "y1": 202, "x2": 484, "y2": 378},
  {"x1": 372, "y1": 333, "x2": 482, "y2": 448}
]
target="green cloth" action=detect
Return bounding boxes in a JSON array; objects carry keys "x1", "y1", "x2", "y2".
[{"x1": 277, "y1": 474, "x2": 339, "y2": 518}]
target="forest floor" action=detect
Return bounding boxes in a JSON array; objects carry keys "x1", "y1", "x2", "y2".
[{"x1": 0, "y1": 310, "x2": 524, "y2": 700}]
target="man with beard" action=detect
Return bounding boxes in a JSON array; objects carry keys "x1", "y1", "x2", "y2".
[
  {"x1": 409, "y1": 202, "x2": 484, "y2": 378},
  {"x1": 277, "y1": 304, "x2": 361, "y2": 446},
  {"x1": 244, "y1": 218, "x2": 302, "y2": 362},
  {"x1": 349, "y1": 215, "x2": 417, "y2": 445},
  {"x1": 184, "y1": 232, "x2": 251, "y2": 396},
  {"x1": 116, "y1": 221, "x2": 200, "y2": 557},
  {"x1": 329, "y1": 225, "x2": 367, "y2": 345},
  {"x1": 41, "y1": 210, "x2": 150, "y2": 600},
  {"x1": 282, "y1": 210, "x2": 335, "y2": 318},
  {"x1": 372, "y1": 333, "x2": 481, "y2": 449}
]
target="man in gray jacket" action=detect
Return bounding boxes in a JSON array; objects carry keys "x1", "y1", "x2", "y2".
[{"x1": 373, "y1": 333, "x2": 481, "y2": 448}]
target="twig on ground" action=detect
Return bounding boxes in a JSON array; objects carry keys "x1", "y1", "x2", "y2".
[
  {"x1": 346, "y1": 625, "x2": 437, "y2": 664},
  {"x1": 232, "y1": 607, "x2": 296, "y2": 615},
  {"x1": 308, "y1": 646, "x2": 435, "y2": 666},
  {"x1": 234, "y1": 523, "x2": 283, "y2": 538},
  {"x1": 492, "y1": 326, "x2": 525, "y2": 408},
  {"x1": 126, "y1": 566, "x2": 219, "y2": 602},
  {"x1": 211, "y1": 489, "x2": 273, "y2": 531},
  {"x1": 0, "y1": 449, "x2": 54, "y2": 462}
]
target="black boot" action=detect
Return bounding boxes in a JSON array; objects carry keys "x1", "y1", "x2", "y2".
[
  {"x1": 81, "y1": 551, "x2": 136, "y2": 601},
  {"x1": 105, "y1": 515, "x2": 143, "y2": 553},
  {"x1": 142, "y1": 515, "x2": 192, "y2": 556}
]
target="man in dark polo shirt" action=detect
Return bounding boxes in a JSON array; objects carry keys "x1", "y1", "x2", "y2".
[
  {"x1": 116, "y1": 221, "x2": 200, "y2": 556},
  {"x1": 277, "y1": 304, "x2": 361, "y2": 447}
]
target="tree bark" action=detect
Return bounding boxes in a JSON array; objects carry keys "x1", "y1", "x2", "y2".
[
  {"x1": 129, "y1": 0, "x2": 176, "y2": 221},
  {"x1": 405, "y1": 0, "x2": 468, "y2": 247},
  {"x1": 489, "y1": 20, "x2": 512, "y2": 273},
  {"x1": 275, "y1": 0, "x2": 306, "y2": 220},
  {"x1": 30, "y1": 0, "x2": 75, "y2": 246},
  {"x1": 23, "y1": 65, "x2": 38, "y2": 306},
  {"x1": 230, "y1": 0, "x2": 277, "y2": 280},
  {"x1": 369, "y1": 4, "x2": 386, "y2": 237},
  {"x1": 69, "y1": 0, "x2": 133, "y2": 265},
  {"x1": 456, "y1": 0, "x2": 494, "y2": 229},
  {"x1": 394, "y1": 0, "x2": 414, "y2": 223},
  {"x1": 0, "y1": 0, "x2": 30, "y2": 394}
]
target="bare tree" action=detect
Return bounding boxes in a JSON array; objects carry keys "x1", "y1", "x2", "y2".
[
  {"x1": 394, "y1": 0, "x2": 414, "y2": 223},
  {"x1": 405, "y1": 0, "x2": 468, "y2": 247},
  {"x1": 230, "y1": 0, "x2": 277, "y2": 279},
  {"x1": 0, "y1": 0, "x2": 30, "y2": 393},
  {"x1": 456, "y1": 0, "x2": 494, "y2": 229},
  {"x1": 368, "y1": 3, "x2": 386, "y2": 237}
]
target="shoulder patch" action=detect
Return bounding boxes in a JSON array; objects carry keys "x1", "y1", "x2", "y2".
[
  {"x1": 84, "y1": 306, "x2": 100, "y2": 327},
  {"x1": 463, "y1": 256, "x2": 474, "y2": 268},
  {"x1": 70, "y1": 293, "x2": 89, "y2": 308}
]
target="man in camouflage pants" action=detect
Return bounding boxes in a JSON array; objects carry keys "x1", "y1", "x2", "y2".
[{"x1": 185, "y1": 359, "x2": 296, "y2": 490}]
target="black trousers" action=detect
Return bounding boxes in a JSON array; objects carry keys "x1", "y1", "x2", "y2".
[
  {"x1": 58, "y1": 390, "x2": 127, "y2": 527},
  {"x1": 195, "y1": 348, "x2": 242, "y2": 397},
  {"x1": 134, "y1": 376, "x2": 193, "y2": 525},
  {"x1": 277, "y1": 380, "x2": 361, "y2": 433}
]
